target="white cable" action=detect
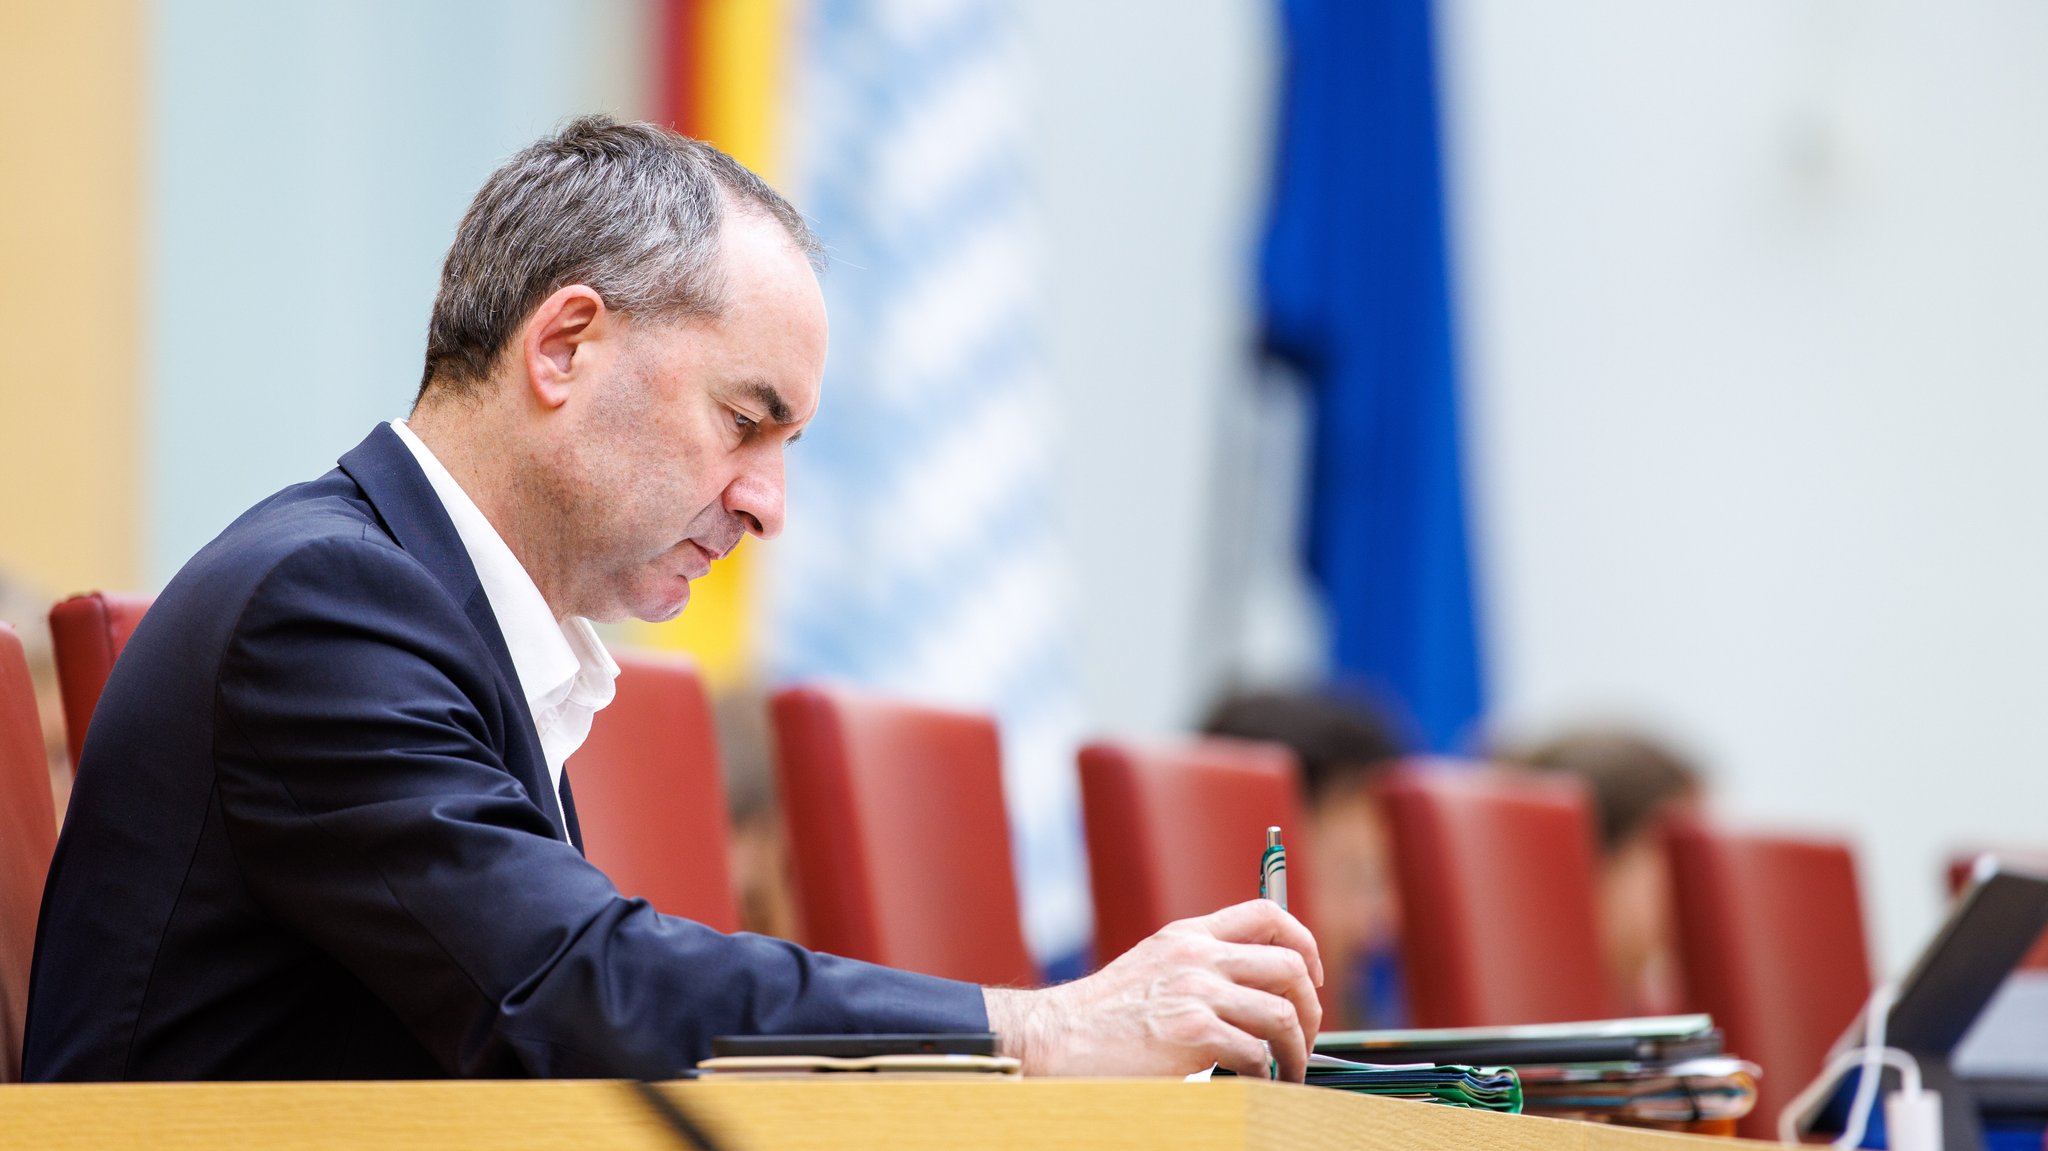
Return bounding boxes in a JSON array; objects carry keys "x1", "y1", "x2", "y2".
[
  {"x1": 1778, "y1": 1045, "x2": 1926, "y2": 1145},
  {"x1": 1777, "y1": 982, "x2": 1926, "y2": 1146},
  {"x1": 1835, "y1": 983, "x2": 1896, "y2": 1150}
]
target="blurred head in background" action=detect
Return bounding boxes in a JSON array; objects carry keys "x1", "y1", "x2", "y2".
[
  {"x1": 1501, "y1": 726, "x2": 1703, "y2": 1016},
  {"x1": 1204, "y1": 688, "x2": 1407, "y2": 1028}
]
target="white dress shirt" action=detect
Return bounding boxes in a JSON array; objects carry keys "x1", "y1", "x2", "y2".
[{"x1": 389, "y1": 419, "x2": 619, "y2": 836}]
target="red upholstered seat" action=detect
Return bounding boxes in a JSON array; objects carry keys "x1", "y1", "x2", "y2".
[
  {"x1": 1077, "y1": 737, "x2": 1312, "y2": 964},
  {"x1": 568, "y1": 651, "x2": 739, "y2": 932},
  {"x1": 770, "y1": 684, "x2": 1037, "y2": 986},
  {"x1": 1663, "y1": 816, "x2": 1873, "y2": 1140},
  {"x1": 48, "y1": 591, "x2": 151, "y2": 773},
  {"x1": 1373, "y1": 763, "x2": 1611, "y2": 1028},
  {"x1": 0, "y1": 623, "x2": 58, "y2": 1082}
]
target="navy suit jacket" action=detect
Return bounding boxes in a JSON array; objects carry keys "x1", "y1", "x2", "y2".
[{"x1": 24, "y1": 424, "x2": 985, "y2": 1080}]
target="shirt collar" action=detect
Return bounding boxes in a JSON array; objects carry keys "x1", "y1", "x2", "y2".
[{"x1": 388, "y1": 419, "x2": 619, "y2": 735}]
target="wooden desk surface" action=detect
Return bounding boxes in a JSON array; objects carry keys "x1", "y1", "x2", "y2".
[{"x1": 0, "y1": 1077, "x2": 1760, "y2": 1151}]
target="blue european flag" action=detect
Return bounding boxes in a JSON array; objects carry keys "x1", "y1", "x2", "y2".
[{"x1": 1258, "y1": 0, "x2": 1485, "y2": 753}]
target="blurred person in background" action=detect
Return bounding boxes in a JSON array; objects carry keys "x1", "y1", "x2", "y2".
[
  {"x1": 1205, "y1": 689, "x2": 1409, "y2": 1030},
  {"x1": 711, "y1": 686, "x2": 801, "y2": 942},
  {"x1": 1499, "y1": 727, "x2": 1703, "y2": 1017},
  {"x1": 0, "y1": 570, "x2": 71, "y2": 817}
]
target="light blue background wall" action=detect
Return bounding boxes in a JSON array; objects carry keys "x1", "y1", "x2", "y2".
[{"x1": 148, "y1": 0, "x2": 653, "y2": 582}]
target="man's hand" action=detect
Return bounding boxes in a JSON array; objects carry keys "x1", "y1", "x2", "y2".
[{"x1": 983, "y1": 899, "x2": 1324, "y2": 1081}]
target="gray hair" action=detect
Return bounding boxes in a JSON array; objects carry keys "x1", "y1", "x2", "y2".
[{"x1": 418, "y1": 114, "x2": 823, "y2": 399}]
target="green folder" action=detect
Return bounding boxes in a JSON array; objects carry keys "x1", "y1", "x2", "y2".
[{"x1": 1217, "y1": 1056, "x2": 1523, "y2": 1113}]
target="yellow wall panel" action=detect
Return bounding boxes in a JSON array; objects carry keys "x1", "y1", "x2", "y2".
[{"x1": 0, "y1": 0, "x2": 144, "y2": 600}]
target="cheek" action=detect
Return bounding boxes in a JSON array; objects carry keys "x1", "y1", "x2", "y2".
[
  {"x1": 607, "y1": 476, "x2": 724, "y2": 562},
  {"x1": 581, "y1": 411, "x2": 734, "y2": 555},
  {"x1": 626, "y1": 422, "x2": 727, "y2": 514}
]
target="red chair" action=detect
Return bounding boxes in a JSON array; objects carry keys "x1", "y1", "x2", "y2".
[
  {"x1": 0, "y1": 622, "x2": 59, "y2": 1081},
  {"x1": 1373, "y1": 763, "x2": 1612, "y2": 1028},
  {"x1": 770, "y1": 684, "x2": 1037, "y2": 986},
  {"x1": 1663, "y1": 815, "x2": 1873, "y2": 1140},
  {"x1": 567, "y1": 651, "x2": 739, "y2": 932},
  {"x1": 48, "y1": 591, "x2": 151, "y2": 772},
  {"x1": 1077, "y1": 737, "x2": 1312, "y2": 964}
]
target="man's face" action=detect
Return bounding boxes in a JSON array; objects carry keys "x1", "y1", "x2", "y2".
[{"x1": 553, "y1": 211, "x2": 825, "y2": 623}]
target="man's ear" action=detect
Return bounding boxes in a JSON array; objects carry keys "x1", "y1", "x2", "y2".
[{"x1": 520, "y1": 285, "x2": 610, "y2": 410}]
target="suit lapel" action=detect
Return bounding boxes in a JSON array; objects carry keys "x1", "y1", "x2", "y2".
[{"x1": 336, "y1": 423, "x2": 575, "y2": 845}]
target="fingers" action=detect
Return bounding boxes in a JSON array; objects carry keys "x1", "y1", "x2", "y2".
[
  {"x1": 1201, "y1": 899, "x2": 1326, "y2": 987},
  {"x1": 1207, "y1": 982, "x2": 1310, "y2": 1082},
  {"x1": 1214, "y1": 944, "x2": 1323, "y2": 1046},
  {"x1": 1211, "y1": 1035, "x2": 1278, "y2": 1081},
  {"x1": 1022, "y1": 905, "x2": 1325, "y2": 1082}
]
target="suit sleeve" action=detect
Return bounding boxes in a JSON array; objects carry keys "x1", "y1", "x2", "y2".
[{"x1": 210, "y1": 535, "x2": 986, "y2": 1077}]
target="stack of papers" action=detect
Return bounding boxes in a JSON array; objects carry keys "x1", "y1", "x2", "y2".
[
  {"x1": 1517, "y1": 1057, "x2": 1758, "y2": 1123},
  {"x1": 1315, "y1": 1016, "x2": 1754, "y2": 1127}
]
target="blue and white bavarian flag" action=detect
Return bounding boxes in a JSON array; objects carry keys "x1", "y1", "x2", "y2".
[{"x1": 774, "y1": 0, "x2": 1091, "y2": 972}]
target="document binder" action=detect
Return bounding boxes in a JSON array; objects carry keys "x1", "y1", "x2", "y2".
[
  {"x1": 1317, "y1": 1015, "x2": 1752, "y2": 1128},
  {"x1": 1317, "y1": 1014, "x2": 1721, "y2": 1067}
]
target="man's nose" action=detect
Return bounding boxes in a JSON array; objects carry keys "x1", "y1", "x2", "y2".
[{"x1": 725, "y1": 452, "x2": 786, "y2": 540}]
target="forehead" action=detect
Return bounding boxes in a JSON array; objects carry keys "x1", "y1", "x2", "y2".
[
  {"x1": 707, "y1": 216, "x2": 826, "y2": 405},
  {"x1": 719, "y1": 214, "x2": 826, "y2": 330}
]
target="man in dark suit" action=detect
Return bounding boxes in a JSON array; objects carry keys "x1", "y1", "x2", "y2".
[{"x1": 24, "y1": 117, "x2": 1321, "y2": 1081}]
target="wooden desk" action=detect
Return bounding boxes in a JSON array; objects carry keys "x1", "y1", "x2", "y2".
[{"x1": 0, "y1": 1077, "x2": 1758, "y2": 1151}]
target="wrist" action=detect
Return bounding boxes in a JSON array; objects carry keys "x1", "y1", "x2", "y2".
[{"x1": 983, "y1": 986, "x2": 1056, "y2": 1075}]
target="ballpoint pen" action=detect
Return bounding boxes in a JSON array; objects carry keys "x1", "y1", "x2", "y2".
[
  {"x1": 1260, "y1": 826, "x2": 1287, "y2": 912},
  {"x1": 1260, "y1": 826, "x2": 1287, "y2": 1079}
]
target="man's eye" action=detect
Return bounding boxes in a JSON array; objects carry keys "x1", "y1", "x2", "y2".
[{"x1": 733, "y1": 412, "x2": 757, "y2": 430}]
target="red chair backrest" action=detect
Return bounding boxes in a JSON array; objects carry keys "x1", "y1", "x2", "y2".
[
  {"x1": 1373, "y1": 763, "x2": 1611, "y2": 1028},
  {"x1": 770, "y1": 684, "x2": 1036, "y2": 986},
  {"x1": 1664, "y1": 816, "x2": 1873, "y2": 1140},
  {"x1": 1946, "y1": 851, "x2": 2048, "y2": 970},
  {"x1": 0, "y1": 623, "x2": 58, "y2": 1082},
  {"x1": 568, "y1": 651, "x2": 739, "y2": 933},
  {"x1": 48, "y1": 591, "x2": 151, "y2": 772},
  {"x1": 1078, "y1": 737, "x2": 1312, "y2": 964}
]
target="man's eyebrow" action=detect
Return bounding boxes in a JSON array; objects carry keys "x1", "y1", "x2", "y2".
[{"x1": 739, "y1": 380, "x2": 795, "y2": 426}]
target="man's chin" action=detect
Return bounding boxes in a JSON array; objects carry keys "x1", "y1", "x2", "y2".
[{"x1": 630, "y1": 580, "x2": 692, "y2": 624}]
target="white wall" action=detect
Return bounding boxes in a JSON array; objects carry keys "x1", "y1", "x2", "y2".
[
  {"x1": 148, "y1": 0, "x2": 655, "y2": 583},
  {"x1": 1022, "y1": 0, "x2": 1280, "y2": 737},
  {"x1": 1441, "y1": 0, "x2": 2048, "y2": 971}
]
